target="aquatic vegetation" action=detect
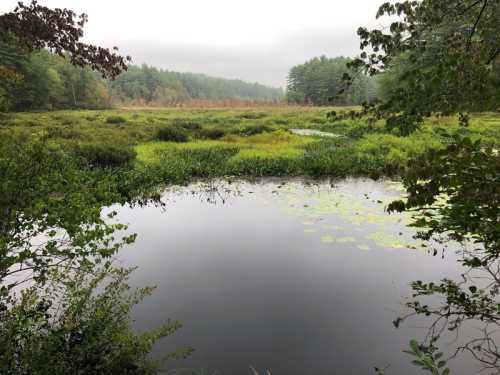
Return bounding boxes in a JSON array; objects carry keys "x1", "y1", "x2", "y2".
[
  {"x1": 321, "y1": 235, "x2": 336, "y2": 243},
  {"x1": 270, "y1": 179, "x2": 424, "y2": 252},
  {"x1": 2, "y1": 108, "x2": 498, "y2": 184}
]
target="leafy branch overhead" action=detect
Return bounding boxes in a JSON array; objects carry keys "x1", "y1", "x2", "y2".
[
  {"x1": 387, "y1": 128, "x2": 500, "y2": 370},
  {"x1": 334, "y1": 0, "x2": 500, "y2": 134},
  {"x1": 0, "y1": 0, "x2": 130, "y2": 79}
]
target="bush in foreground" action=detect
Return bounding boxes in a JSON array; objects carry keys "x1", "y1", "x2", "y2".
[{"x1": 0, "y1": 267, "x2": 192, "y2": 375}]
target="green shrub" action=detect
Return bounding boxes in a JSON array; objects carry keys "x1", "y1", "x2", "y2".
[
  {"x1": 0, "y1": 112, "x2": 13, "y2": 124},
  {"x1": 239, "y1": 124, "x2": 272, "y2": 136},
  {"x1": 0, "y1": 267, "x2": 191, "y2": 375},
  {"x1": 46, "y1": 126, "x2": 82, "y2": 140},
  {"x1": 156, "y1": 126, "x2": 189, "y2": 142},
  {"x1": 273, "y1": 118, "x2": 289, "y2": 125},
  {"x1": 75, "y1": 143, "x2": 137, "y2": 168},
  {"x1": 310, "y1": 117, "x2": 329, "y2": 124},
  {"x1": 61, "y1": 117, "x2": 79, "y2": 126},
  {"x1": 347, "y1": 125, "x2": 378, "y2": 139},
  {"x1": 106, "y1": 116, "x2": 127, "y2": 124},
  {"x1": 238, "y1": 112, "x2": 267, "y2": 120},
  {"x1": 197, "y1": 127, "x2": 226, "y2": 140},
  {"x1": 171, "y1": 119, "x2": 202, "y2": 130}
]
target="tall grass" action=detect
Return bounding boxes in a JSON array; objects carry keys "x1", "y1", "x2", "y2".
[{"x1": 2, "y1": 107, "x2": 499, "y2": 185}]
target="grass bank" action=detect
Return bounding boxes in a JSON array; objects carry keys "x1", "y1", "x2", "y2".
[{"x1": 1, "y1": 107, "x2": 499, "y2": 184}]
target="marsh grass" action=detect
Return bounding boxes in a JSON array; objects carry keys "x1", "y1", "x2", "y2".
[
  {"x1": 157, "y1": 126, "x2": 189, "y2": 142},
  {"x1": 2, "y1": 107, "x2": 499, "y2": 184},
  {"x1": 105, "y1": 115, "x2": 127, "y2": 124}
]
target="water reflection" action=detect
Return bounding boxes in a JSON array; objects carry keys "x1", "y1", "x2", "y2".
[{"x1": 114, "y1": 178, "x2": 472, "y2": 375}]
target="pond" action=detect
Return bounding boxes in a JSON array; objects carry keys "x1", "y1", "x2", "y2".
[{"x1": 114, "y1": 178, "x2": 473, "y2": 375}]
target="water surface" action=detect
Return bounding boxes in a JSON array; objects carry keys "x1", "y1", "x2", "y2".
[{"x1": 114, "y1": 179, "x2": 472, "y2": 375}]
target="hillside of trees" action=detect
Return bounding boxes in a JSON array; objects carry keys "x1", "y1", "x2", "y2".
[
  {"x1": 286, "y1": 56, "x2": 377, "y2": 106},
  {"x1": 0, "y1": 47, "x2": 284, "y2": 112},
  {"x1": 110, "y1": 65, "x2": 284, "y2": 106}
]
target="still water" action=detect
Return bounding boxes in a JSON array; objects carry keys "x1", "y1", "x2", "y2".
[{"x1": 114, "y1": 178, "x2": 473, "y2": 375}]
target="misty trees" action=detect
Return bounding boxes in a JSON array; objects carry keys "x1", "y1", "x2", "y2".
[
  {"x1": 110, "y1": 65, "x2": 284, "y2": 106},
  {"x1": 1, "y1": 50, "x2": 111, "y2": 111},
  {"x1": 0, "y1": 52, "x2": 284, "y2": 111},
  {"x1": 286, "y1": 56, "x2": 377, "y2": 106}
]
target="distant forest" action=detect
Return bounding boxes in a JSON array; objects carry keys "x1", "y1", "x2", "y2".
[
  {"x1": 110, "y1": 66, "x2": 284, "y2": 106},
  {"x1": 0, "y1": 46, "x2": 283, "y2": 111},
  {"x1": 286, "y1": 56, "x2": 377, "y2": 106},
  {"x1": 1, "y1": 43, "x2": 379, "y2": 112}
]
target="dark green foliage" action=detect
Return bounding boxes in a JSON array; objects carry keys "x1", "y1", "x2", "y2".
[
  {"x1": 172, "y1": 119, "x2": 202, "y2": 131},
  {"x1": 0, "y1": 40, "x2": 27, "y2": 112},
  {"x1": 156, "y1": 126, "x2": 189, "y2": 143},
  {"x1": 197, "y1": 128, "x2": 226, "y2": 140},
  {"x1": 402, "y1": 339, "x2": 450, "y2": 375},
  {"x1": 106, "y1": 115, "x2": 127, "y2": 124},
  {"x1": 347, "y1": 2, "x2": 500, "y2": 370},
  {"x1": 0, "y1": 137, "x2": 180, "y2": 375},
  {"x1": 0, "y1": 138, "x2": 135, "y2": 299},
  {"x1": 286, "y1": 56, "x2": 377, "y2": 106},
  {"x1": 0, "y1": 47, "x2": 111, "y2": 112},
  {"x1": 0, "y1": 5, "x2": 187, "y2": 374},
  {"x1": 388, "y1": 137, "x2": 499, "y2": 264},
  {"x1": 60, "y1": 117, "x2": 79, "y2": 126},
  {"x1": 239, "y1": 124, "x2": 272, "y2": 136},
  {"x1": 346, "y1": 0, "x2": 500, "y2": 134},
  {"x1": 0, "y1": 267, "x2": 192, "y2": 375},
  {"x1": 238, "y1": 112, "x2": 267, "y2": 120},
  {"x1": 75, "y1": 143, "x2": 137, "y2": 168},
  {"x1": 274, "y1": 118, "x2": 289, "y2": 125},
  {"x1": 46, "y1": 126, "x2": 82, "y2": 140},
  {"x1": 346, "y1": 125, "x2": 379, "y2": 139},
  {"x1": 387, "y1": 138, "x2": 500, "y2": 369}
]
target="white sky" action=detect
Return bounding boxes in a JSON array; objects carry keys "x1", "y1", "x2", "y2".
[{"x1": 1, "y1": 0, "x2": 382, "y2": 87}]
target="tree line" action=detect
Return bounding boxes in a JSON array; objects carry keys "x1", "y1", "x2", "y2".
[
  {"x1": 286, "y1": 56, "x2": 378, "y2": 106},
  {"x1": 109, "y1": 65, "x2": 284, "y2": 106},
  {"x1": 0, "y1": 44, "x2": 284, "y2": 112}
]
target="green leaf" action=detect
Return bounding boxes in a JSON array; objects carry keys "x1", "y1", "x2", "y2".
[{"x1": 409, "y1": 340, "x2": 421, "y2": 355}]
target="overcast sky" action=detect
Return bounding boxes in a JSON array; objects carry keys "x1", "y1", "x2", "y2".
[{"x1": 1, "y1": 1, "x2": 383, "y2": 87}]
